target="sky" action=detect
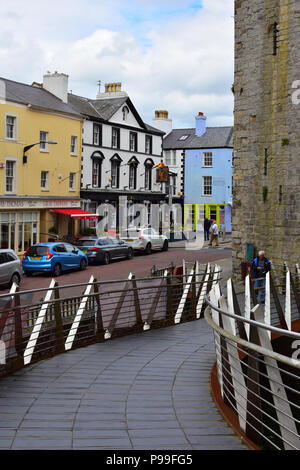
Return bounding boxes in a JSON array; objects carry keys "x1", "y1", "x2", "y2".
[{"x1": 1, "y1": 0, "x2": 234, "y2": 129}]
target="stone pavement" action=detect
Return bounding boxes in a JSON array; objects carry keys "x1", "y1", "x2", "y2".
[{"x1": 0, "y1": 317, "x2": 247, "y2": 450}]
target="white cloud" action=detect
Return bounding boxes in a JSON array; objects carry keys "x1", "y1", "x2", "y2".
[{"x1": 0, "y1": 0, "x2": 234, "y2": 128}]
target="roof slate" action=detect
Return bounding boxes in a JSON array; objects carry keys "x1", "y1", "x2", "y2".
[
  {"x1": 0, "y1": 77, "x2": 81, "y2": 117},
  {"x1": 163, "y1": 126, "x2": 233, "y2": 149},
  {"x1": 68, "y1": 93, "x2": 164, "y2": 135}
]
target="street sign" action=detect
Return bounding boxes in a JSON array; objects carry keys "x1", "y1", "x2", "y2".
[{"x1": 156, "y1": 166, "x2": 169, "y2": 183}]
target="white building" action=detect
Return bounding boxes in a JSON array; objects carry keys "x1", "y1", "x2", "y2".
[{"x1": 68, "y1": 83, "x2": 166, "y2": 233}]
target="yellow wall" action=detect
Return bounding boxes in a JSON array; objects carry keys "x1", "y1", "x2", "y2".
[{"x1": 0, "y1": 102, "x2": 82, "y2": 197}]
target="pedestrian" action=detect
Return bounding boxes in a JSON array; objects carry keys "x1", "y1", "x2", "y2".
[
  {"x1": 251, "y1": 250, "x2": 271, "y2": 304},
  {"x1": 209, "y1": 220, "x2": 219, "y2": 247},
  {"x1": 204, "y1": 218, "x2": 211, "y2": 242}
]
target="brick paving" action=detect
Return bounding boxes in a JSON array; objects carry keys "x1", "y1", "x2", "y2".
[{"x1": 0, "y1": 318, "x2": 247, "y2": 450}]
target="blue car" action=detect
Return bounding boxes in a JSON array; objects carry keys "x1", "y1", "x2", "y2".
[{"x1": 22, "y1": 242, "x2": 88, "y2": 277}]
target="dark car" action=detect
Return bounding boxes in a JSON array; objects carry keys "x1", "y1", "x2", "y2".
[{"x1": 75, "y1": 237, "x2": 134, "y2": 265}]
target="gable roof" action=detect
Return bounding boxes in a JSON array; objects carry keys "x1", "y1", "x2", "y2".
[
  {"x1": 0, "y1": 77, "x2": 81, "y2": 117},
  {"x1": 163, "y1": 126, "x2": 233, "y2": 149},
  {"x1": 68, "y1": 93, "x2": 164, "y2": 135}
]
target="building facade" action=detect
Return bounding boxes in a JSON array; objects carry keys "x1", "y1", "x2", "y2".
[
  {"x1": 159, "y1": 112, "x2": 233, "y2": 232},
  {"x1": 69, "y1": 84, "x2": 166, "y2": 234},
  {"x1": 233, "y1": 0, "x2": 300, "y2": 273},
  {"x1": 0, "y1": 73, "x2": 83, "y2": 253}
]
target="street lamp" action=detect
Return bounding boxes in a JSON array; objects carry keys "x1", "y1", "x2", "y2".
[{"x1": 23, "y1": 140, "x2": 58, "y2": 164}]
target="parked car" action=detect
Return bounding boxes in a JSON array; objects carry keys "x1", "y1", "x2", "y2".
[
  {"x1": 75, "y1": 236, "x2": 134, "y2": 265},
  {"x1": 119, "y1": 227, "x2": 168, "y2": 254},
  {"x1": 22, "y1": 243, "x2": 88, "y2": 276},
  {"x1": 0, "y1": 249, "x2": 23, "y2": 287}
]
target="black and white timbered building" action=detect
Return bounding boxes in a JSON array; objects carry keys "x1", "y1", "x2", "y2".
[{"x1": 68, "y1": 83, "x2": 167, "y2": 233}]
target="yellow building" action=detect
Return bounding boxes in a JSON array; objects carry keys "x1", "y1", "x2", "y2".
[{"x1": 0, "y1": 73, "x2": 84, "y2": 254}]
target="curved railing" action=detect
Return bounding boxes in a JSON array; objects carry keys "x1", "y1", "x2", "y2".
[
  {"x1": 0, "y1": 262, "x2": 221, "y2": 378},
  {"x1": 205, "y1": 273, "x2": 300, "y2": 450}
]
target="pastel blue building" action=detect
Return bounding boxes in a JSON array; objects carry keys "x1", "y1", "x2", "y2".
[{"x1": 163, "y1": 113, "x2": 233, "y2": 232}]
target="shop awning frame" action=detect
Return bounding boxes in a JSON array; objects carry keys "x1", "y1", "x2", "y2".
[{"x1": 51, "y1": 209, "x2": 99, "y2": 220}]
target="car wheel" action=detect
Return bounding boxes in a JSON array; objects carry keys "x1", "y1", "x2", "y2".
[
  {"x1": 103, "y1": 252, "x2": 110, "y2": 265},
  {"x1": 145, "y1": 243, "x2": 152, "y2": 255},
  {"x1": 80, "y1": 258, "x2": 87, "y2": 271},
  {"x1": 10, "y1": 273, "x2": 20, "y2": 287},
  {"x1": 53, "y1": 263, "x2": 62, "y2": 277},
  {"x1": 127, "y1": 248, "x2": 134, "y2": 259},
  {"x1": 162, "y1": 240, "x2": 169, "y2": 252}
]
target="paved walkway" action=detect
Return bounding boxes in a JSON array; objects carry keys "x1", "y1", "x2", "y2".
[{"x1": 0, "y1": 318, "x2": 247, "y2": 450}]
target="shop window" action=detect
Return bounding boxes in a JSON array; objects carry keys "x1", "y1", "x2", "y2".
[
  {"x1": 17, "y1": 212, "x2": 38, "y2": 252},
  {"x1": 209, "y1": 206, "x2": 217, "y2": 222}
]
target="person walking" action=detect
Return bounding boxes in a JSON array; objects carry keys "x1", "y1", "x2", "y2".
[
  {"x1": 251, "y1": 250, "x2": 271, "y2": 304},
  {"x1": 209, "y1": 220, "x2": 219, "y2": 247},
  {"x1": 204, "y1": 218, "x2": 211, "y2": 242}
]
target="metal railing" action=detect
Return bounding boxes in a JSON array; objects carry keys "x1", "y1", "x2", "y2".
[
  {"x1": 0, "y1": 261, "x2": 221, "y2": 377},
  {"x1": 205, "y1": 270, "x2": 300, "y2": 450}
]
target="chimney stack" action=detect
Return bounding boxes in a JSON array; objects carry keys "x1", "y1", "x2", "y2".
[
  {"x1": 195, "y1": 112, "x2": 207, "y2": 137},
  {"x1": 43, "y1": 72, "x2": 69, "y2": 103},
  {"x1": 96, "y1": 82, "x2": 127, "y2": 99},
  {"x1": 152, "y1": 110, "x2": 172, "y2": 136}
]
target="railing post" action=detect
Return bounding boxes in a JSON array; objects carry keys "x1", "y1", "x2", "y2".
[
  {"x1": 13, "y1": 285, "x2": 24, "y2": 359},
  {"x1": 270, "y1": 274, "x2": 288, "y2": 330},
  {"x1": 53, "y1": 281, "x2": 65, "y2": 354},
  {"x1": 290, "y1": 271, "x2": 300, "y2": 320},
  {"x1": 190, "y1": 267, "x2": 197, "y2": 320},
  {"x1": 166, "y1": 273, "x2": 174, "y2": 324},
  {"x1": 231, "y1": 281, "x2": 248, "y2": 341},
  {"x1": 93, "y1": 278, "x2": 104, "y2": 340},
  {"x1": 131, "y1": 275, "x2": 143, "y2": 331},
  {"x1": 245, "y1": 307, "x2": 263, "y2": 446}
]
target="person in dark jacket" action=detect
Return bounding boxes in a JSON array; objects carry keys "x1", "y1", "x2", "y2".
[
  {"x1": 204, "y1": 218, "x2": 211, "y2": 242},
  {"x1": 251, "y1": 251, "x2": 271, "y2": 303}
]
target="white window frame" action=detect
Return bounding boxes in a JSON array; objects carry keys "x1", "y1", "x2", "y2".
[
  {"x1": 69, "y1": 172, "x2": 76, "y2": 191},
  {"x1": 172, "y1": 150, "x2": 177, "y2": 166},
  {"x1": 40, "y1": 131, "x2": 49, "y2": 152},
  {"x1": 112, "y1": 128, "x2": 119, "y2": 149},
  {"x1": 129, "y1": 164, "x2": 136, "y2": 189},
  {"x1": 93, "y1": 124, "x2": 101, "y2": 146},
  {"x1": 203, "y1": 152, "x2": 213, "y2": 168},
  {"x1": 41, "y1": 171, "x2": 49, "y2": 191},
  {"x1": 129, "y1": 132, "x2": 137, "y2": 152},
  {"x1": 5, "y1": 159, "x2": 17, "y2": 194},
  {"x1": 202, "y1": 176, "x2": 212, "y2": 196},
  {"x1": 5, "y1": 114, "x2": 17, "y2": 140},
  {"x1": 145, "y1": 135, "x2": 152, "y2": 155},
  {"x1": 165, "y1": 150, "x2": 171, "y2": 165},
  {"x1": 70, "y1": 136, "x2": 78, "y2": 155}
]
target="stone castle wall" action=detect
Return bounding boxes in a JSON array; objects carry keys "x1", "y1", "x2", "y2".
[{"x1": 233, "y1": 0, "x2": 300, "y2": 275}]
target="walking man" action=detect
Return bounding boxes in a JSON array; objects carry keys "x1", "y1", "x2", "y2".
[
  {"x1": 204, "y1": 218, "x2": 211, "y2": 242},
  {"x1": 251, "y1": 250, "x2": 271, "y2": 303},
  {"x1": 209, "y1": 220, "x2": 219, "y2": 247}
]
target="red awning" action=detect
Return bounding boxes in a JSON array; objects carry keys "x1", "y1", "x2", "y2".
[{"x1": 52, "y1": 209, "x2": 99, "y2": 220}]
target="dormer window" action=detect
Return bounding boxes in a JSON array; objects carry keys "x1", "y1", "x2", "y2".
[{"x1": 122, "y1": 106, "x2": 129, "y2": 121}]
